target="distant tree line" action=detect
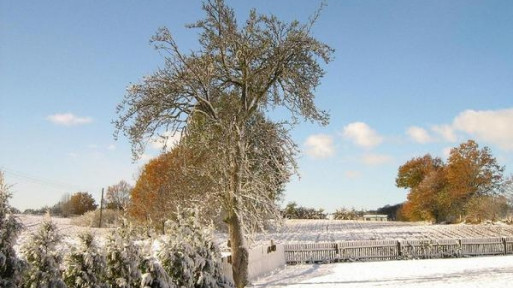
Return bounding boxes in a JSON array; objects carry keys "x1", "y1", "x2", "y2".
[
  {"x1": 23, "y1": 180, "x2": 132, "y2": 218},
  {"x1": 283, "y1": 203, "x2": 388, "y2": 221},
  {"x1": 283, "y1": 202, "x2": 327, "y2": 220},
  {"x1": 375, "y1": 203, "x2": 403, "y2": 221},
  {"x1": 23, "y1": 192, "x2": 97, "y2": 217},
  {"x1": 332, "y1": 207, "x2": 367, "y2": 220}
]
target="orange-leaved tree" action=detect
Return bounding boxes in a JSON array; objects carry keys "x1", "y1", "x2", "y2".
[
  {"x1": 128, "y1": 145, "x2": 218, "y2": 233},
  {"x1": 397, "y1": 140, "x2": 505, "y2": 223},
  {"x1": 396, "y1": 154, "x2": 446, "y2": 222},
  {"x1": 68, "y1": 192, "x2": 97, "y2": 216},
  {"x1": 445, "y1": 139, "x2": 505, "y2": 221}
]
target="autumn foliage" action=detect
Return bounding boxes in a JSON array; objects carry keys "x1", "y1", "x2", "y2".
[
  {"x1": 60, "y1": 192, "x2": 98, "y2": 216},
  {"x1": 397, "y1": 140, "x2": 506, "y2": 223},
  {"x1": 128, "y1": 145, "x2": 218, "y2": 231}
]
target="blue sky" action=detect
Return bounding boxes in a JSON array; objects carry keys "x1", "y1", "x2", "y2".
[{"x1": 1, "y1": 0, "x2": 512, "y2": 212}]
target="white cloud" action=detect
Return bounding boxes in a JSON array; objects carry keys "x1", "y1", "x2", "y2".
[
  {"x1": 344, "y1": 170, "x2": 361, "y2": 179},
  {"x1": 47, "y1": 113, "x2": 93, "y2": 126},
  {"x1": 452, "y1": 108, "x2": 513, "y2": 151},
  {"x1": 149, "y1": 131, "x2": 181, "y2": 151},
  {"x1": 407, "y1": 126, "x2": 432, "y2": 144},
  {"x1": 442, "y1": 147, "x2": 452, "y2": 159},
  {"x1": 362, "y1": 153, "x2": 393, "y2": 166},
  {"x1": 343, "y1": 122, "x2": 383, "y2": 149},
  {"x1": 431, "y1": 124, "x2": 457, "y2": 142},
  {"x1": 107, "y1": 144, "x2": 116, "y2": 151},
  {"x1": 304, "y1": 134, "x2": 335, "y2": 159}
]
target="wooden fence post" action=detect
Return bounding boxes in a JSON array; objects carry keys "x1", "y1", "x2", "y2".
[{"x1": 99, "y1": 188, "x2": 104, "y2": 228}]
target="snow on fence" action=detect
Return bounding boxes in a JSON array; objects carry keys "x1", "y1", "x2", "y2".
[
  {"x1": 504, "y1": 237, "x2": 513, "y2": 253},
  {"x1": 460, "y1": 237, "x2": 504, "y2": 256},
  {"x1": 339, "y1": 240, "x2": 398, "y2": 261},
  {"x1": 401, "y1": 239, "x2": 460, "y2": 259},
  {"x1": 221, "y1": 242, "x2": 286, "y2": 282},
  {"x1": 284, "y1": 242, "x2": 337, "y2": 263},
  {"x1": 284, "y1": 237, "x2": 513, "y2": 264}
]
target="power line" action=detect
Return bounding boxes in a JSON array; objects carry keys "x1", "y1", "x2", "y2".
[{"x1": 1, "y1": 166, "x2": 89, "y2": 191}]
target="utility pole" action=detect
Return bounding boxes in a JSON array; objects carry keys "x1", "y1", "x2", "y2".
[{"x1": 99, "y1": 188, "x2": 104, "y2": 228}]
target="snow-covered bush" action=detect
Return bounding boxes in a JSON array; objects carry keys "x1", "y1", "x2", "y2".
[
  {"x1": 0, "y1": 171, "x2": 24, "y2": 287},
  {"x1": 62, "y1": 232, "x2": 106, "y2": 287},
  {"x1": 104, "y1": 221, "x2": 142, "y2": 287},
  {"x1": 20, "y1": 215, "x2": 66, "y2": 288},
  {"x1": 140, "y1": 257, "x2": 174, "y2": 288},
  {"x1": 71, "y1": 209, "x2": 122, "y2": 228},
  {"x1": 159, "y1": 209, "x2": 231, "y2": 288}
]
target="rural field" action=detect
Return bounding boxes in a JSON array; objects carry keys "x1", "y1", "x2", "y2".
[
  {"x1": 17, "y1": 215, "x2": 513, "y2": 249},
  {"x1": 250, "y1": 219, "x2": 513, "y2": 245}
]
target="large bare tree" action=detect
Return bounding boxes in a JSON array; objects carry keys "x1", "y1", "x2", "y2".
[
  {"x1": 106, "y1": 180, "x2": 132, "y2": 210},
  {"x1": 114, "y1": 1, "x2": 332, "y2": 286}
]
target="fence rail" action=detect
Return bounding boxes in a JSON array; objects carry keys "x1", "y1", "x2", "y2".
[
  {"x1": 284, "y1": 237, "x2": 513, "y2": 264},
  {"x1": 339, "y1": 240, "x2": 398, "y2": 261}
]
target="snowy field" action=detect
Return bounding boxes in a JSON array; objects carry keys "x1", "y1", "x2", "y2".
[
  {"x1": 15, "y1": 214, "x2": 113, "y2": 253},
  {"x1": 250, "y1": 219, "x2": 513, "y2": 245},
  {"x1": 251, "y1": 255, "x2": 513, "y2": 287},
  {"x1": 17, "y1": 215, "x2": 513, "y2": 248},
  {"x1": 17, "y1": 214, "x2": 110, "y2": 237}
]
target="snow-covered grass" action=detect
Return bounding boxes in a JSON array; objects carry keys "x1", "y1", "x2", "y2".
[
  {"x1": 18, "y1": 216, "x2": 513, "y2": 250},
  {"x1": 15, "y1": 214, "x2": 113, "y2": 254},
  {"x1": 248, "y1": 219, "x2": 513, "y2": 245},
  {"x1": 17, "y1": 214, "x2": 112, "y2": 237},
  {"x1": 250, "y1": 255, "x2": 513, "y2": 287}
]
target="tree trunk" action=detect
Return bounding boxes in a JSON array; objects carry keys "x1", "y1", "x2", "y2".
[
  {"x1": 228, "y1": 128, "x2": 249, "y2": 287},
  {"x1": 228, "y1": 212, "x2": 249, "y2": 288}
]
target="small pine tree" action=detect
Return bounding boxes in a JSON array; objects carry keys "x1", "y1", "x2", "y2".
[
  {"x1": 104, "y1": 221, "x2": 141, "y2": 287},
  {"x1": 159, "y1": 209, "x2": 231, "y2": 288},
  {"x1": 140, "y1": 257, "x2": 174, "y2": 288},
  {"x1": 62, "y1": 232, "x2": 106, "y2": 288},
  {"x1": 0, "y1": 171, "x2": 24, "y2": 287},
  {"x1": 20, "y1": 215, "x2": 66, "y2": 288}
]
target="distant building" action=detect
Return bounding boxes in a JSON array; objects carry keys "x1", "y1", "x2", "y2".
[{"x1": 363, "y1": 214, "x2": 388, "y2": 221}]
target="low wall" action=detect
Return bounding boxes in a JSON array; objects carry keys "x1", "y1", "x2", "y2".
[{"x1": 222, "y1": 243, "x2": 286, "y2": 283}]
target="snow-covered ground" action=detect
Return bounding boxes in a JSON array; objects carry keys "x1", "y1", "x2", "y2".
[
  {"x1": 17, "y1": 214, "x2": 110, "y2": 237},
  {"x1": 15, "y1": 215, "x2": 513, "y2": 287},
  {"x1": 251, "y1": 255, "x2": 513, "y2": 287},
  {"x1": 18, "y1": 216, "x2": 513, "y2": 242},
  {"x1": 15, "y1": 214, "x2": 112, "y2": 253},
  {"x1": 18, "y1": 215, "x2": 513, "y2": 249}
]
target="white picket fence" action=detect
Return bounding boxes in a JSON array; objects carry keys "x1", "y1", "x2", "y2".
[
  {"x1": 221, "y1": 243, "x2": 286, "y2": 282},
  {"x1": 284, "y1": 237, "x2": 513, "y2": 264}
]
